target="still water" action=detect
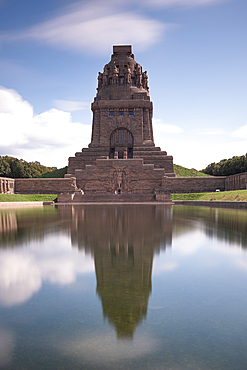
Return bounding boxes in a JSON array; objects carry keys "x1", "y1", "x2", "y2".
[{"x1": 0, "y1": 204, "x2": 247, "y2": 369}]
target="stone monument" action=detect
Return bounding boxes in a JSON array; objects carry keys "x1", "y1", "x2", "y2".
[{"x1": 63, "y1": 45, "x2": 175, "y2": 202}]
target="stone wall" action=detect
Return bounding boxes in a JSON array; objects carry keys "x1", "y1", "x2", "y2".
[
  {"x1": 0, "y1": 177, "x2": 15, "y2": 194},
  {"x1": 15, "y1": 178, "x2": 77, "y2": 194},
  {"x1": 162, "y1": 176, "x2": 226, "y2": 193},
  {"x1": 225, "y1": 172, "x2": 247, "y2": 191},
  {"x1": 2, "y1": 172, "x2": 247, "y2": 198},
  {"x1": 74, "y1": 158, "x2": 165, "y2": 195}
]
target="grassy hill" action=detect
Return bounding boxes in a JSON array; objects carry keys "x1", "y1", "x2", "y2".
[
  {"x1": 40, "y1": 165, "x2": 208, "y2": 178},
  {"x1": 174, "y1": 164, "x2": 210, "y2": 177},
  {"x1": 41, "y1": 166, "x2": 67, "y2": 178}
]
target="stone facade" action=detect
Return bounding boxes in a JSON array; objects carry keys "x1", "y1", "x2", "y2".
[
  {"x1": 0, "y1": 177, "x2": 15, "y2": 194},
  {"x1": 6, "y1": 172, "x2": 247, "y2": 198},
  {"x1": 15, "y1": 178, "x2": 78, "y2": 194},
  {"x1": 65, "y1": 45, "x2": 175, "y2": 202},
  {"x1": 67, "y1": 46, "x2": 174, "y2": 175},
  {"x1": 162, "y1": 176, "x2": 226, "y2": 193},
  {"x1": 225, "y1": 172, "x2": 247, "y2": 191}
]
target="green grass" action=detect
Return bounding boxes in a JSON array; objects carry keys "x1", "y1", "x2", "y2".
[
  {"x1": 0, "y1": 194, "x2": 57, "y2": 202},
  {"x1": 40, "y1": 166, "x2": 67, "y2": 178},
  {"x1": 174, "y1": 164, "x2": 209, "y2": 177},
  {"x1": 2, "y1": 191, "x2": 247, "y2": 203},
  {"x1": 172, "y1": 190, "x2": 247, "y2": 201}
]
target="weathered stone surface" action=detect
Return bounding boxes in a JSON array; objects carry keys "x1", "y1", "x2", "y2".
[
  {"x1": 225, "y1": 172, "x2": 247, "y2": 190},
  {"x1": 0, "y1": 177, "x2": 15, "y2": 194},
  {"x1": 74, "y1": 159, "x2": 164, "y2": 195},
  {"x1": 162, "y1": 176, "x2": 226, "y2": 193},
  {"x1": 67, "y1": 45, "x2": 175, "y2": 181},
  {"x1": 64, "y1": 45, "x2": 175, "y2": 202},
  {"x1": 15, "y1": 178, "x2": 77, "y2": 194}
]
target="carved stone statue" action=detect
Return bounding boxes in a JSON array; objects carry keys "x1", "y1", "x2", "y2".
[
  {"x1": 112, "y1": 62, "x2": 119, "y2": 85},
  {"x1": 142, "y1": 71, "x2": 148, "y2": 90},
  {"x1": 113, "y1": 168, "x2": 126, "y2": 192},
  {"x1": 103, "y1": 66, "x2": 109, "y2": 86},
  {"x1": 97, "y1": 72, "x2": 103, "y2": 90},
  {"x1": 125, "y1": 65, "x2": 131, "y2": 85},
  {"x1": 136, "y1": 64, "x2": 142, "y2": 88},
  {"x1": 113, "y1": 62, "x2": 119, "y2": 74}
]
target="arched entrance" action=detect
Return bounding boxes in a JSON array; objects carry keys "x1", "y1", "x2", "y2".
[{"x1": 109, "y1": 128, "x2": 133, "y2": 159}]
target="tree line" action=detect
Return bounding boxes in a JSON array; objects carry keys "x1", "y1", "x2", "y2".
[
  {"x1": 202, "y1": 154, "x2": 247, "y2": 176},
  {"x1": 0, "y1": 156, "x2": 56, "y2": 178}
]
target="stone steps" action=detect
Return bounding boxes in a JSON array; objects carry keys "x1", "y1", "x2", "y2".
[{"x1": 72, "y1": 192, "x2": 156, "y2": 203}]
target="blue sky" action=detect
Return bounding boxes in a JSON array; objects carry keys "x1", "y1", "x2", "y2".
[{"x1": 0, "y1": 0, "x2": 246, "y2": 170}]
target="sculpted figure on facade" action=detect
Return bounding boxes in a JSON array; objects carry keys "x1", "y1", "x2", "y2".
[
  {"x1": 125, "y1": 65, "x2": 131, "y2": 85},
  {"x1": 103, "y1": 66, "x2": 109, "y2": 86},
  {"x1": 113, "y1": 168, "x2": 127, "y2": 192},
  {"x1": 142, "y1": 71, "x2": 148, "y2": 90},
  {"x1": 135, "y1": 64, "x2": 142, "y2": 88},
  {"x1": 112, "y1": 62, "x2": 119, "y2": 85},
  {"x1": 97, "y1": 72, "x2": 103, "y2": 90}
]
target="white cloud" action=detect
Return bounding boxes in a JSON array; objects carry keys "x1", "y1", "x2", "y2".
[
  {"x1": 0, "y1": 86, "x2": 91, "y2": 167},
  {"x1": 151, "y1": 118, "x2": 247, "y2": 170},
  {"x1": 199, "y1": 128, "x2": 225, "y2": 135},
  {"x1": 232, "y1": 124, "x2": 247, "y2": 139},
  {"x1": 0, "y1": 0, "x2": 229, "y2": 55},
  {"x1": 2, "y1": 2, "x2": 167, "y2": 54},
  {"x1": 153, "y1": 119, "x2": 183, "y2": 134},
  {"x1": 143, "y1": 0, "x2": 226, "y2": 8},
  {"x1": 53, "y1": 100, "x2": 89, "y2": 112}
]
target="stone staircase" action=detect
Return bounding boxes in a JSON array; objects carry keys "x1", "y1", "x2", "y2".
[{"x1": 70, "y1": 192, "x2": 157, "y2": 203}]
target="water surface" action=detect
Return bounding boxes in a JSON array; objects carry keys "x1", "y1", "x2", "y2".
[{"x1": 0, "y1": 204, "x2": 247, "y2": 369}]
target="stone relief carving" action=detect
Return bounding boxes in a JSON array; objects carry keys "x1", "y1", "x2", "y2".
[
  {"x1": 112, "y1": 62, "x2": 119, "y2": 85},
  {"x1": 98, "y1": 72, "x2": 103, "y2": 90},
  {"x1": 135, "y1": 64, "x2": 142, "y2": 88},
  {"x1": 142, "y1": 71, "x2": 148, "y2": 90},
  {"x1": 103, "y1": 66, "x2": 109, "y2": 86},
  {"x1": 98, "y1": 61, "x2": 149, "y2": 90},
  {"x1": 113, "y1": 168, "x2": 126, "y2": 192},
  {"x1": 125, "y1": 65, "x2": 131, "y2": 85}
]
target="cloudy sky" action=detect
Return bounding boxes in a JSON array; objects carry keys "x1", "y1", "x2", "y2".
[{"x1": 0, "y1": 0, "x2": 246, "y2": 170}]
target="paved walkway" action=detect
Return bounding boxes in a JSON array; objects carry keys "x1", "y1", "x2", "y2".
[{"x1": 0, "y1": 202, "x2": 44, "y2": 208}]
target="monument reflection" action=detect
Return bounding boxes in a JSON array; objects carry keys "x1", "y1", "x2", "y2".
[{"x1": 66, "y1": 204, "x2": 173, "y2": 338}]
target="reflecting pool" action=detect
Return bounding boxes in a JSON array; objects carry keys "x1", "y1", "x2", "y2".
[{"x1": 0, "y1": 204, "x2": 247, "y2": 369}]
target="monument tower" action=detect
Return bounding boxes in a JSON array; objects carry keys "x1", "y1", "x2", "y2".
[{"x1": 65, "y1": 45, "x2": 174, "y2": 202}]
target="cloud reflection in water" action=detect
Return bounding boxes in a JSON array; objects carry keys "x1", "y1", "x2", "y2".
[{"x1": 0, "y1": 234, "x2": 94, "y2": 307}]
